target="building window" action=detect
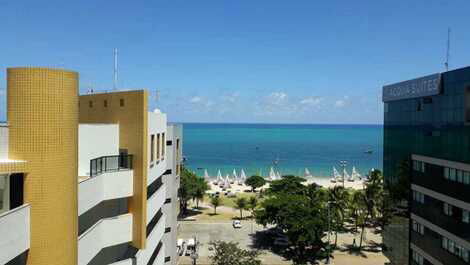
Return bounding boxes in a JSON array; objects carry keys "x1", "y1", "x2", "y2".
[
  {"x1": 443, "y1": 203, "x2": 453, "y2": 216},
  {"x1": 120, "y1": 98, "x2": 124, "y2": 107},
  {"x1": 161, "y1": 133, "x2": 165, "y2": 160},
  {"x1": 412, "y1": 190, "x2": 424, "y2": 203},
  {"x1": 412, "y1": 251, "x2": 424, "y2": 265},
  {"x1": 444, "y1": 167, "x2": 470, "y2": 184},
  {"x1": 104, "y1": 100, "x2": 108, "y2": 107},
  {"x1": 412, "y1": 220, "x2": 424, "y2": 235},
  {"x1": 150, "y1": 134, "x2": 155, "y2": 163},
  {"x1": 157, "y1": 134, "x2": 161, "y2": 161},
  {"x1": 89, "y1": 101, "x2": 93, "y2": 108},
  {"x1": 463, "y1": 210, "x2": 469, "y2": 223},
  {"x1": 164, "y1": 257, "x2": 171, "y2": 262},
  {"x1": 442, "y1": 236, "x2": 469, "y2": 262},
  {"x1": 412, "y1": 160, "x2": 425, "y2": 173},
  {"x1": 450, "y1": 168, "x2": 456, "y2": 181},
  {"x1": 464, "y1": 171, "x2": 470, "y2": 185}
]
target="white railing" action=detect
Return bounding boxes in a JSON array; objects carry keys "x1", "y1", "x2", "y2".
[
  {"x1": 79, "y1": 170, "x2": 133, "y2": 216},
  {"x1": 78, "y1": 213, "x2": 133, "y2": 265},
  {"x1": 0, "y1": 204, "x2": 30, "y2": 265}
]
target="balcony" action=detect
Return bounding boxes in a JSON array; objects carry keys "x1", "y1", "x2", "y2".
[
  {"x1": 136, "y1": 214, "x2": 165, "y2": 265},
  {"x1": 147, "y1": 184, "x2": 166, "y2": 226},
  {"x1": 79, "y1": 169, "x2": 133, "y2": 216},
  {"x1": 78, "y1": 213, "x2": 133, "y2": 265},
  {"x1": 0, "y1": 204, "x2": 30, "y2": 265},
  {"x1": 90, "y1": 154, "x2": 133, "y2": 177}
]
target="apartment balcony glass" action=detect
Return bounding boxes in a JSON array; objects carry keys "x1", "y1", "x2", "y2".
[
  {"x1": 90, "y1": 154, "x2": 133, "y2": 177},
  {"x1": 0, "y1": 204, "x2": 30, "y2": 264}
]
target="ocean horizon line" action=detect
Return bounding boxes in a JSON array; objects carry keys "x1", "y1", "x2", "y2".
[{"x1": 172, "y1": 121, "x2": 383, "y2": 126}]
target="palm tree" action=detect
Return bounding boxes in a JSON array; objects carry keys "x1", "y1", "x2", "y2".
[
  {"x1": 329, "y1": 186, "x2": 349, "y2": 246},
  {"x1": 211, "y1": 197, "x2": 221, "y2": 215},
  {"x1": 194, "y1": 177, "x2": 209, "y2": 208},
  {"x1": 248, "y1": 196, "x2": 258, "y2": 218},
  {"x1": 234, "y1": 197, "x2": 247, "y2": 219}
]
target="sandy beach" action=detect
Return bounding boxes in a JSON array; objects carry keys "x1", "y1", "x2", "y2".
[{"x1": 207, "y1": 176, "x2": 365, "y2": 194}]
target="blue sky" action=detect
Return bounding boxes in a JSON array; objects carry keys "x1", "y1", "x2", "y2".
[{"x1": 1, "y1": 1, "x2": 470, "y2": 124}]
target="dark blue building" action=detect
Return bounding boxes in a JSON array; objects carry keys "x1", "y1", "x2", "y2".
[{"x1": 383, "y1": 66, "x2": 470, "y2": 265}]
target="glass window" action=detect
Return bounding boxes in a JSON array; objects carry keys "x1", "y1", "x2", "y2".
[
  {"x1": 463, "y1": 210, "x2": 469, "y2": 223},
  {"x1": 444, "y1": 167, "x2": 450, "y2": 179},
  {"x1": 161, "y1": 133, "x2": 165, "y2": 159},
  {"x1": 157, "y1": 134, "x2": 161, "y2": 160},
  {"x1": 444, "y1": 203, "x2": 453, "y2": 216},
  {"x1": 449, "y1": 240, "x2": 455, "y2": 254},
  {"x1": 450, "y1": 168, "x2": 456, "y2": 181},
  {"x1": 464, "y1": 171, "x2": 470, "y2": 185},
  {"x1": 89, "y1": 101, "x2": 93, "y2": 108},
  {"x1": 421, "y1": 162, "x2": 425, "y2": 172},
  {"x1": 120, "y1": 98, "x2": 125, "y2": 107},
  {"x1": 0, "y1": 174, "x2": 7, "y2": 214},
  {"x1": 442, "y1": 237, "x2": 448, "y2": 249},
  {"x1": 457, "y1": 170, "x2": 464, "y2": 183},
  {"x1": 150, "y1": 134, "x2": 155, "y2": 162},
  {"x1": 104, "y1": 100, "x2": 108, "y2": 108}
]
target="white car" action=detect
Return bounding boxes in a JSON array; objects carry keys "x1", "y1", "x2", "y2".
[{"x1": 232, "y1": 220, "x2": 242, "y2": 228}]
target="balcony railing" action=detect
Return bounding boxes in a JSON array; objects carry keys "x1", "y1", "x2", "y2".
[{"x1": 90, "y1": 155, "x2": 133, "y2": 177}]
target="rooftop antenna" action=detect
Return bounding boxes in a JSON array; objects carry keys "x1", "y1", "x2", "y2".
[
  {"x1": 113, "y1": 48, "x2": 118, "y2": 90},
  {"x1": 445, "y1": 28, "x2": 451, "y2": 71}
]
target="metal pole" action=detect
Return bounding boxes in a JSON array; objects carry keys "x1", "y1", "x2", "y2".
[
  {"x1": 113, "y1": 48, "x2": 118, "y2": 90},
  {"x1": 326, "y1": 201, "x2": 331, "y2": 264}
]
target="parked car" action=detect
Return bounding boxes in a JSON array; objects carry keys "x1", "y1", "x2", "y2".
[{"x1": 232, "y1": 220, "x2": 242, "y2": 228}]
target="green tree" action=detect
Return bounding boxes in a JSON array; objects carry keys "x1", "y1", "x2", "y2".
[
  {"x1": 255, "y1": 177, "x2": 328, "y2": 264},
  {"x1": 245, "y1": 175, "x2": 266, "y2": 192},
  {"x1": 328, "y1": 186, "x2": 350, "y2": 246},
  {"x1": 209, "y1": 241, "x2": 262, "y2": 265},
  {"x1": 248, "y1": 196, "x2": 258, "y2": 218},
  {"x1": 210, "y1": 196, "x2": 221, "y2": 215},
  {"x1": 193, "y1": 176, "x2": 210, "y2": 209},
  {"x1": 178, "y1": 167, "x2": 209, "y2": 214},
  {"x1": 234, "y1": 197, "x2": 248, "y2": 219}
]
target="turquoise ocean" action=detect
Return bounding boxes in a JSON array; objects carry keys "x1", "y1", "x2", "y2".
[{"x1": 182, "y1": 123, "x2": 383, "y2": 179}]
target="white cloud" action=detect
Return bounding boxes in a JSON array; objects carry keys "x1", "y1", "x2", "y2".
[
  {"x1": 267, "y1": 92, "x2": 288, "y2": 105},
  {"x1": 300, "y1": 96, "x2": 323, "y2": 106},
  {"x1": 222, "y1": 92, "x2": 239, "y2": 103},
  {"x1": 190, "y1": 96, "x2": 202, "y2": 103},
  {"x1": 334, "y1": 96, "x2": 349, "y2": 108}
]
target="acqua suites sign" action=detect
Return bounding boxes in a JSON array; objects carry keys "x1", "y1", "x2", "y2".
[{"x1": 382, "y1": 73, "x2": 441, "y2": 102}]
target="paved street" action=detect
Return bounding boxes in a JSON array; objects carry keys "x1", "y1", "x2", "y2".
[{"x1": 177, "y1": 221, "x2": 389, "y2": 265}]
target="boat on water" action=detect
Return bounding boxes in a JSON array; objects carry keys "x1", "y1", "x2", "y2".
[{"x1": 304, "y1": 168, "x2": 312, "y2": 178}]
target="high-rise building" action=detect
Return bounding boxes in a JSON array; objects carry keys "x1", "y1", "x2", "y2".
[
  {"x1": 383, "y1": 66, "x2": 470, "y2": 265},
  {"x1": 0, "y1": 67, "x2": 182, "y2": 265}
]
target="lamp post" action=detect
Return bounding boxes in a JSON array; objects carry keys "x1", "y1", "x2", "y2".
[
  {"x1": 339, "y1": 160, "x2": 348, "y2": 187},
  {"x1": 190, "y1": 236, "x2": 199, "y2": 265}
]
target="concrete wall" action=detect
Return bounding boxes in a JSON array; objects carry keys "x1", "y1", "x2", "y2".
[
  {"x1": 0, "y1": 204, "x2": 30, "y2": 265},
  {"x1": 0, "y1": 126, "x2": 8, "y2": 160},
  {"x1": 163, "y1": 124, "x2": 182, "y2": 265},
  {"x1": 78, "y1": 213, "x2": 133, "y2": 265},
  {"x1": 78, "y1": 124, "x2": 120, "y2": 177},
  {"x1": 78, "y1": 170, "x2": 133, "y2": 216}
]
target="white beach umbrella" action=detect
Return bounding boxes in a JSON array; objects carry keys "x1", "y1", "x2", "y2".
[
  {"x1": 269, "y1": 167, "x2": 276, "y2": 181},
  {"x1": 240, "y1": 169, "x2": 247, "y2": 180},
  {"x1": 204, "y1": 169, "x2": 210, "y2": 180},
  {"x1": 232, "y1": 169, "x2": 238, "y2": 180}
]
